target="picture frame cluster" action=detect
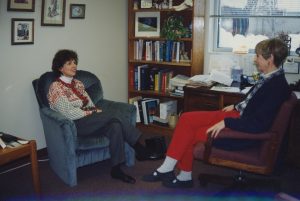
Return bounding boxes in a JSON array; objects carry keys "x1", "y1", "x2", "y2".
[{"x1": 7, "y1": 0, "x2": 86, "y2": 45}]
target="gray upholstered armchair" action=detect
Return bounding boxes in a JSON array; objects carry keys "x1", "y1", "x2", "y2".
[{"x1": 32, "y1": 70, "x2": 136, "y2": 187}]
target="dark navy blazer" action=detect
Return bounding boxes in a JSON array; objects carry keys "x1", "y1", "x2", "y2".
[{"x1": 213, "y1": 72, "x2": 291, "y2": 150}]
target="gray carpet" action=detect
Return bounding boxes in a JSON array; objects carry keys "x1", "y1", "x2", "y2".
[{"x1": 1, "y1": 156, "x2": 300, "y2": 201}]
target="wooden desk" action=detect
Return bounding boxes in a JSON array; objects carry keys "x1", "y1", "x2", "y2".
[
  {"x1": 0, "y1": 140, "x2": 40, "y2": 194},
  {"x1": 184, "y1": 86, "x2": 244, "y2": 112}
]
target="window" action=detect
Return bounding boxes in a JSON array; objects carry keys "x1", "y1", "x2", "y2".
[{"x1": 211, "y1": 0, "x2": 300, "y2": 53}]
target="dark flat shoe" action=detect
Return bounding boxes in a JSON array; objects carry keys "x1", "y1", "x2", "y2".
[
  {"x1": 162, "y1": 178, "x2": 194, "y2": 188},
  {"x1": 111, "y1": 172, "x2": 136, "y2": 184},
  {"x1": 142, "y1": 170, "x2": 175, "y2": 182}
]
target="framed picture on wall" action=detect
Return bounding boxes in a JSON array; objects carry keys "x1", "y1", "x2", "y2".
[
  {"x1": 41, "y1": 0, "x2": 66, "y2": 26},
  {"x1": 11, "y1": 18, "x2": 34, "y2": 45},
  {"x1": 7, "y1": 0, "x2": 35, "y2": 12},
  {"x1": 70, "y1": 4, "x2": 85, "y2": 19},
  {"x1": 135, "y1": 12, "x2": 160, "y2": 37}
]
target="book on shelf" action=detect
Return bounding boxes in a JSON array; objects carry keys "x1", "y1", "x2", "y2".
[
  {"x1": 165, "y1": 40, "x2": 173, "y2": 62},
  {"x1": 132, "y1": 97, "x2": 153, "y2": 123},
  {"x1": 171, "y1": 41, "x2": 180, "y2": 63},
  {"x1": 149, "y1": 67, "x2": 159, "y2": 91},
  {"x1": 140, "y1": 65, "x2": 151, "y2": 90},
  {"x1": 141, "y1": 98, "x2": 160, "y2": 125},
  {"x1": 134, "y1": 64, "x2": 149, "y2": 90},
  {"x1": 159, "y1": 100, "x2": 177, "y2": 120},
  {"x1": 145, "y1": 41, "x2": 153, "y2": 61}
]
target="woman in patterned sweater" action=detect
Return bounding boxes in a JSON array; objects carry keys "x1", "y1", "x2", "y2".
[{"x1": 48, "y1": 49, "x2": 150, "y2": 184}]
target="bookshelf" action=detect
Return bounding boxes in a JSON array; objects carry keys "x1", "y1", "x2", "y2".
[{"x1": 128, "y1": 0, "x2": 205, "y2": 135}]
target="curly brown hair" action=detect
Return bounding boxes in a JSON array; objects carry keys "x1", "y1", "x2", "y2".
[{"x1": 52, "y1": 49, "x2": 78, "y2": 77}]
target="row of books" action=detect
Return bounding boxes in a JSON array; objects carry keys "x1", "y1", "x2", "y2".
[
  {"x1": 129, "y1": 96, "x2": 177, "y2": 126},
  {"x1": 134, "y1": 39, "x2": 187, "y2": 63},
  {"x1": 131, "y1": 64, "x2": 174, "y2": 93}
]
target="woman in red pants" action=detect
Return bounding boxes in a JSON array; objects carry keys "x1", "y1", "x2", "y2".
[{"x1": 142, "y1": 38, "x2": 291, "y2": 188}]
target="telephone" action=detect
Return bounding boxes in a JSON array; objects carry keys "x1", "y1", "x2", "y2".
[{"x1": 240, "y1": 74, "x2": 255, "y2": 90}]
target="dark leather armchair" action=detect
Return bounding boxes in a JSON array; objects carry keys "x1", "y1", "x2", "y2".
[
  {"x1": 32, "y1": 70, "x2": 136, "y2": 186},
  {"x1": 193, "y1": 92, "x2": 297, "y2": 188}
]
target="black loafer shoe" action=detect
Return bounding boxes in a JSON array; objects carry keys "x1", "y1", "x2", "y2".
[
  {"x1": 148, "y1": 153, "x2": 165, "y2": 161},
  {"x1": 142, "y1": 170, "x2": 175, "y2": 182},
  {"x1": 162, "y1": 178, "x2": 194, "y2": 188},
  {"x1": 136, "y1": 152, "x2": 164, "y2": 161},
  {"x1": 111, "y1": 172, "x2": 136, "y2": 184}
]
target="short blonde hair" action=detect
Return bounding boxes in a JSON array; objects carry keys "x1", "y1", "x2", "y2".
[{"x1": 255, "y1": 38, "x2": 288, "y2": 67}]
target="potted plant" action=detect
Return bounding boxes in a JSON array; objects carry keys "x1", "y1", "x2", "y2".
[{"x1": 161, "y1": 15, "x2": 189, "y2": 40}]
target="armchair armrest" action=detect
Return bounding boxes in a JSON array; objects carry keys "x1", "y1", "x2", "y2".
[
  {"x1": 214, "y1": 128, "x2": 272, "y2": 140},
  {"x1": 40, "y1": 107, "x2": 75, "y2": 127},
  {"x1": 39, "y1": 107, "x2": 77, "y2": 153},
  {"x1": 203, "y1": 128, "x2": 272, "y2": 163},
  {"x1": 96, "y1": 99, "x2": 136, "y2": 125}
]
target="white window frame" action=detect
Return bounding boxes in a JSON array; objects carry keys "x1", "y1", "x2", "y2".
[{"x1": 210, "y1": 0, "x2": 300, "y2": 54}]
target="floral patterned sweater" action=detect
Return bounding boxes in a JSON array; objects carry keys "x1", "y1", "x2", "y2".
[{"x1": 47, "y1": 78, "x2": 95, "y2": 120}]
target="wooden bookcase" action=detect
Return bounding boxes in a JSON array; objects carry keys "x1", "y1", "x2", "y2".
[{"x1": 127, "y1": 0, "x2": 205, "y2": 135}]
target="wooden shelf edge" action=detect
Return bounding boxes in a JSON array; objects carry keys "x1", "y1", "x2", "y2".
[
  {"x1": 129, "y1": 89, "x2": 184, "y2": 99},
  {"x1": 132, "y1": 8, "x2": 193, "y2": 12},
  {"x1": 128, "y1": 37, "x2": 192, "y2": 42},
  {"x1": 129, "y1": 60, "x2": 191, "y2": 66}
]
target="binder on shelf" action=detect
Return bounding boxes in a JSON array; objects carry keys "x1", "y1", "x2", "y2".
[
  {"x1": 140, "y1": 65, "x2": 151, "y2": 90},
  {"x1": 136, "y1": 64, "x2": 149, "y2": 90},
  {"x1": 141, "y1": 98, "x2": 160, "y2": 125}
]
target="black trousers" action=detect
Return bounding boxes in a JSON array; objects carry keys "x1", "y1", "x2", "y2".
[{"x1": 74, "y1": 111, "x2": 141, "y2": 166}]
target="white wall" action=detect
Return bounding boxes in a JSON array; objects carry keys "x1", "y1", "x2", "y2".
[{"x1": 0, "y1": 0, "x2": 128, "y2": 149}]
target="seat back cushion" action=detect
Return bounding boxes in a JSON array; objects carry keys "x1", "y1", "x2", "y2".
[{"x1": 35, "y1": 70, "x2": 103, "y2": 108}]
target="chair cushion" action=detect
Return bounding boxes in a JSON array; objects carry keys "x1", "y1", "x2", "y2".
[{"x1": 76, "y1": 135, "x2": 109, "y2": 150}]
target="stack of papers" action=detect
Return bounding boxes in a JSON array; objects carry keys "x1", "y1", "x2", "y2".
[
  {"x1": 210, "y1": 70, "x2": 233, "y2": 86},
  {"x1": 170, "y1": 74, "x2": 190, "y2": 87},
  {"x1": 188, "y1": 74, "x2": 215, "y2": 87}
]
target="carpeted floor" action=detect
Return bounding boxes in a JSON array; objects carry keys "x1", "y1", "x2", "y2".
[{"x1": 1, "y1": 155, "x2": 300, "y2": 201}]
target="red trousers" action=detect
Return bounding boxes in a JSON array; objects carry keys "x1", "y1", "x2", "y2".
[{"x1": 166, "y1": 110, "x2": 240, "y2": 171}]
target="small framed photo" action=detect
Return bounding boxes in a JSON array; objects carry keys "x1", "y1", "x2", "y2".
[
  {"x1": 11, "y1": 18, "x2": 34, "y2": 45},
  {"x1": 7, "y1": 0, "x2": 35, "y2": 12},
  {"x1": 70, "y1": 4, "x2": 85, "y2": 19},
  {"x1": 41, "y1": 0, "x2": 66, "y2": 26},
  {"x1": 135, "y1": 12, "x2": 160, "y2": 37}
]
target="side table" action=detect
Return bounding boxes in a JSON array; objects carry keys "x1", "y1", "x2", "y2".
[{"x1": 0, "y1": 140, "x2": 40, "y2": 195}]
